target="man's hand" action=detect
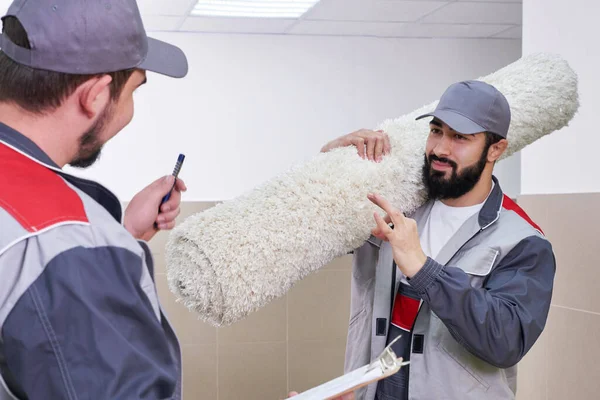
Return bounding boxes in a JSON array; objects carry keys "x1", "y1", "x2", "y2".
[
  {"x1": 368, "y1": 193, "x2": 427, "y2": 278},
  {"x1": 321, "y1": 129, "x2": 391, "y2": 162},
  {"x1": 286, "y1": 391, "x2": 354, "y2": 400},
  {"x1": 124, "y1": 175, "x2": 187, "y2": 242}
]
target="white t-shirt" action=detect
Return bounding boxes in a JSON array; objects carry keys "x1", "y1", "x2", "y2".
[
  {"x1": 400, "y1": 183, "x2": 495, "y2": 284},
  {"x1": 419, "y1": 200, "x2": 484, "y2": 260}
]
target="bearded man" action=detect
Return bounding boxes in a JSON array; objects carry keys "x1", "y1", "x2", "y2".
[
  {"x1": 319, "y1": 80, "x2": 556, "y2": 400},
  {"x1": 0, "y1": 1, "x2": 189, "y2": 398}
]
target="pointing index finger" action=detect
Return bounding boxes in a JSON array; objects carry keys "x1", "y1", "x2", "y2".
[{"x1": 368, "y1": 193, "x2": 402, "y2": 225}]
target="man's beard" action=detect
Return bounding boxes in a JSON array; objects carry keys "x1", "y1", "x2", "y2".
[
  {"x1": 421, "y1": 148, "x2": 488, "y2": 200},
  {"x1": 69, "y1": 104, "x2": 114, "y2": 169}
]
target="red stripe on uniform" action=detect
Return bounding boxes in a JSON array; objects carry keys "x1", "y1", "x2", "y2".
[
  {"x1": 0, "y1": 143, "x2": 88, "y2": 232},
  {"x1": 501, "y1": 195, "x2": 544, "y2": 235},
  {"x1": 391, "y1": 293, "x2": 420, "y2": 332}
]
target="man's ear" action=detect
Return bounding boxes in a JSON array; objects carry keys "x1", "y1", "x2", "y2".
[
  {"x1": 487, "y1": 139, "x2": 508, "y2": 163},
  {"x1": 78, "y1": 75, "x2": 113, "y2": 118}
]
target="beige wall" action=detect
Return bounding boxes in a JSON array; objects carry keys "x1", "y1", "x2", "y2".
[
  {"x1": 519, "y1": 0, "x2": 600, "y2": 397},
  {"x1": 148, "y1": 202, "x2": 352, "y2": 400},
  {"x1": 148, "y1": 195, "x2": 600, "y2": 399},
  {"x1": 515, "y1": 194, "x2": 600, "y2": 400}
]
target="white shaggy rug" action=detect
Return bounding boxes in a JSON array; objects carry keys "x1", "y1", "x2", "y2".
[{"x1": 165, "y1": 53, "x2": 579, "y2": 326}]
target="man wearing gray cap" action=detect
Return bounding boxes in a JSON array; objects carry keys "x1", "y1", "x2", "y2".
[
  {"x1": 320, "y1": 81, "x2": 556, "y2": 399},
  {"x1": 0, "y1": 1, "x2": 189, "y2": 399}
]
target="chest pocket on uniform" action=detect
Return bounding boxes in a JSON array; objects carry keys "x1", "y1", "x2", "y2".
[{"x1": 450, "y1": 247, "x2": 499, "y2": 277}]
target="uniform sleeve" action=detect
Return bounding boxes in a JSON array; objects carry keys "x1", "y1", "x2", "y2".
[
  {"x1": 408, "y1": 236, "x2": 556, "y2": 368},
  {"x1": 1, "y1": 245, "x2": 179, "y2": 400}
]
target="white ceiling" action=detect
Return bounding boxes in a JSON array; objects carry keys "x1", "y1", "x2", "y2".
[{"x1": 0, "y1": 0, "x2": 523, "y2": 39}]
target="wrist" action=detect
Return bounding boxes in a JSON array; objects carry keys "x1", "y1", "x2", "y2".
[
  {"x1": 403, "y1": 251, "x2": 428, "y2": 278},
  {"x1": 407, "y1": 257, "x2": 444, "y2": 294},
  {"x1": 124, "y1": 222, "x2": 138, "y2": 239},
  {"x1": 139, "y1": 230, "x2": 156, "y2": 242},
  {"x1": 123, "y1": 219, "x2": 143, "y2": 240}
]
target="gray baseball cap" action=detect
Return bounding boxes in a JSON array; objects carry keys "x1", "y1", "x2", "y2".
[
  {"x1": 0, "y1": 0, "x2": 188, "y2": 78},
  {"x1": 416, "y1": 80, "x2": 510, "y2": 138}
]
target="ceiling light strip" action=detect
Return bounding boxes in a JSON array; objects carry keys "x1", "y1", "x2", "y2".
[
  {"x1": 197, "y1": 0, "x2": 316, "y2": 7},
  {"x1": 192, "y1": 0, "x2": 320, "y2": 18}
]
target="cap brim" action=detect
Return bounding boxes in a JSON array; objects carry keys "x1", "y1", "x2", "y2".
[
  {"x1": 415, "y1": 110, "x2": 486, "y2": 134},
  {"x1": 138, "y1": 37, "x2": 188, "y2": 78}
]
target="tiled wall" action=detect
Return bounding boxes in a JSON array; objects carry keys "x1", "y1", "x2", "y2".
[
  {"x1": 147, "y1": 202, "x2": 352, "y2": 400},
  {"x1": 515, "y1": 193, "x2": 600, "y2": 400},
  {"x1": 144, "y1": 194, "x2": 600, "y2": 400}
]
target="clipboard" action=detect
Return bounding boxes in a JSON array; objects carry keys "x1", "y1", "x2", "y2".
[{"x1": 285, "y1": 336, "x2": 408, "y2": 400}]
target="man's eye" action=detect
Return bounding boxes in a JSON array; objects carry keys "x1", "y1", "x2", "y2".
[{"x1": 430, "y1": 129, "x2": 441, "y2": 134}]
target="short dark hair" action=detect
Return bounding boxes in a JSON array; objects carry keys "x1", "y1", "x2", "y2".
[
  {"x1": 484, "y1": 131, "x2": 505, "y2": 164},
  {"x1": 485, "y1": 131, "x2": 504, "y2": 148},
  {"x1": 0, "y1": 16, "x2": 135, "y2": 114}
]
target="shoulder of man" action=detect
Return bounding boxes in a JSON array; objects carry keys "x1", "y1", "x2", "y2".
[
  {"x1": 0, "y1": 140, "x2": 161, "y2": 342},
  {"x1": 498, "y1": 194, "x2": 547, "y2": 239},
  {"x1": 0, "y1": 173, "x2": 175, "y2": 399},
  {"x1": 0, "y1": 179, "x2": 159, "y2": 326}
]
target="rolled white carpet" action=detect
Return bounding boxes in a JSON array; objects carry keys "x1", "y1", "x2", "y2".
[{"x1": 166, "y1": 53, "x2": 579, "y2": 327}]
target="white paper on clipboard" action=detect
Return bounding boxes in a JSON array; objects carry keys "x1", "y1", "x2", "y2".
[{"x1": 285, "y1": 335, "x2": 408, "y2": 400}]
